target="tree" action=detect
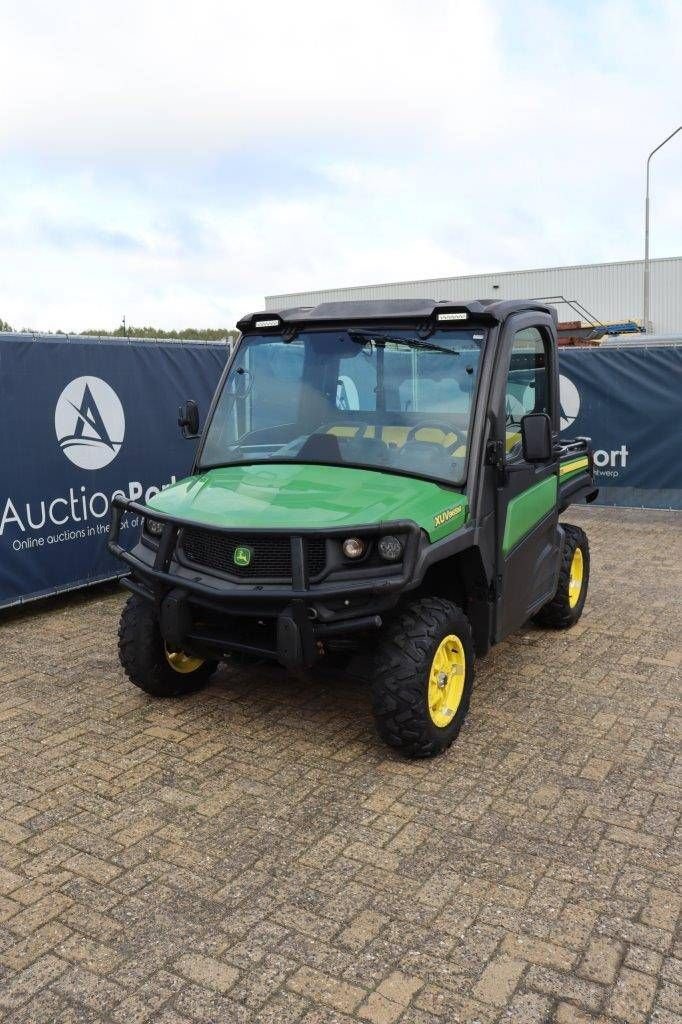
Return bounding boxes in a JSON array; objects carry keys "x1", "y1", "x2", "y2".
[
  {"x1": 1, "y1": 318, "x2": 240, "y2": 341},
  {"x1": 79, "y1": 324, "x2": 239, "y2": 342}
]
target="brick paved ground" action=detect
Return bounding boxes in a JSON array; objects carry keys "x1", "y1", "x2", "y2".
[{"x1": 0, "y1": 506, "x2": 680, "y2": 1024}]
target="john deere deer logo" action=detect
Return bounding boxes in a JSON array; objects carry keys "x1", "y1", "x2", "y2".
[{"x1": 233, "y1": 546, "x2": 252, "y2": 567}]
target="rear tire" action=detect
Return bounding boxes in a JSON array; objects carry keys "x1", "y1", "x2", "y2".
[
  {"x1": 371, "y1": 597, "x2": 475, "y2": 758},
  {"x1": 533, "y1": 524, "x2": 590, "y2": 629},
  {"x1": 118, "y1": 594, "x2": 217, "y2": 697}
]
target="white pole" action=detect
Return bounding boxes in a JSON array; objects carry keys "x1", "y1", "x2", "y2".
[{"x1": 643, "y1": 127, "x2": 681, "y2": 334}]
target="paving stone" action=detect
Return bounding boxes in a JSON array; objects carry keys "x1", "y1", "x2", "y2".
[
  {"x1": 623, "y1": 945, "x2": 663, "y2": 976},
  {"x1": 0, "y1": 921, "x2": 71, "y2": 971},
  {"x1": 287, "y1": 965, "x2": 366, "y2": 1012},
  {"x1": 641, "y1": 888, "x2": 681, "y2": 932},
  {"x1": 554, "y1": 1002, "x2": 597, "y2": 1023},
  {"x1": 6, "y1": 893, "x2": 73, "y2": 938},
  {"x1": 174, "y1": 952, "x2": 238, "y2": 994},
  {"x1": 0, "y1": 507, "x2": 679, "y2": 1023},
  {"x1": 473, "y1": 956, "x2": 526, "y2": 1006},
  {"x1": 173, "y1": 982, "x2": 250, "y2": 1023},
  {"x1": 525, "y1": 966, "x2": 605, "y2": 1013},
  {"x1": 578, "y1": 937, "x2": 624, "y2": 985},
  {"x1": 51, "y1": 964, "x2": 126, "y2": 1012},
  {"x1": 606, "y1": 966, "x2": 658, "y2": 1023},
  {"x1": 658, "y1": 981, "x2": 682, "y2": 1013},
  {"x1": 650, "y1": 1011, "x2": 682, "y2": 1024},
  {"x1": 0, "y1": 953, "x2": 68, "y2": 1010},
  {"x1": 503, "y1": 933, "x2": 577, "y2": 971},
  {"x1": 506, "y1": 990, "x2": 553, "y2": 1022},
  {"x1": 376, "y1": 970, "x2": 424, "y2": 1005},
  {"x1": 338, "y1": 909, "x2": 388, "y2": 950},
  {"x1": 358, "y1": 991, "x2": 404, "y2": 1024},
  {"x1": 57, "y1": 932, "x2": 122, "y2": 975}
]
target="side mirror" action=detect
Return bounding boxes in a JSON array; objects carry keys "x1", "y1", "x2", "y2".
[
  {"x1": 521, "y1": 412, "x2": 552, "y2": 462},
  {"x1": 178, "y1": 399, "x2": 200, "y2": 439}
]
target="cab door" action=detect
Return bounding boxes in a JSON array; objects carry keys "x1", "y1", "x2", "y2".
[{"x1": 492, "y1": 318, "x2": 562, "y2": 641}]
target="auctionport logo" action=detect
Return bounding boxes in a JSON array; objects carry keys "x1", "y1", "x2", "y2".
[
  {"x1": 559, "y1": 373, "x2": 630, "y2": 476},
  {"x1": 55, "y1": 376, "x2": 125, "y2": 470},
  {"x1": 559, "y1": 374, "x2": 580, "y2": 431}
]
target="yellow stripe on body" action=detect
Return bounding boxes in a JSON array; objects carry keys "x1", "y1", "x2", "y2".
[{"x1": 559, "y1": 456, "x2": 589, "y2": 477}]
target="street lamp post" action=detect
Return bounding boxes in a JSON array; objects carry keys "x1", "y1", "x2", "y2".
[{"x1": 644, "y1": 126, "x2": 681, "y2": 333}]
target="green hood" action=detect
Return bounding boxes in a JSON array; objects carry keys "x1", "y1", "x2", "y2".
[{"x1": 147, "y1": 463, "x2": 468, "y2": 542}]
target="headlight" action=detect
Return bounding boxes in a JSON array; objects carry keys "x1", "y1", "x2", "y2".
[
  {"x1": 377, "y1": 535, "x2": 403, "y2": 561},
  {"x1": 145, "y1": 517, "x2": 164, "y2": 538},
  {"x1": 342, "y1": 537, "x2": 366, "y2": 559}
]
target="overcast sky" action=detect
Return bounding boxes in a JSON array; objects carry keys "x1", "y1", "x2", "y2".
[{"x1": 1, "y1": 0, "x2": 681, "y2": 332}]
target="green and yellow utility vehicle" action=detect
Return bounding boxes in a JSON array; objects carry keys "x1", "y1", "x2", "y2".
[{"x1": 109, "y1": 299, "x2": 597, "y2": 757}]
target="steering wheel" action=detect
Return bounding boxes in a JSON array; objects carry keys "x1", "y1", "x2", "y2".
[{"x1": 405, "y1": 420, "x2": 465, "y2": 454}]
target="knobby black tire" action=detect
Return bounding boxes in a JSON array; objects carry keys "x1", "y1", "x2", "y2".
[
  {"x1": 118, "y1": 594, "x2": 216, "y2": 697},
  {"x1": 371, "y1": 597, "x2": 475, "y2": 759},
  {"x1": 533, "y1": 524, "x2": 590, "y2": 629}
]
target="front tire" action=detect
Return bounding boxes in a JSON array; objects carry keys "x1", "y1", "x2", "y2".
[
  {"x1": 533, "y1": 524, "x2": 590, "y2": 629},
  {"x1": 118, "y1": 594, "x2": 217, "y2": 697},
  {"x1": 371, "y1": 597, "x2": 475, "y2": 758}
]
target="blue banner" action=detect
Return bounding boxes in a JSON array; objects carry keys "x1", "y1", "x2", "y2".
[
  {"x1": 558, "y1": 346, "x2": 682, "y2": 509},
  {"x1": 1, "y1": 335, "x2": 678, "y2": 609},
  {"x1": 0, "y1": 334, "x2": 228, "y2": 608}
]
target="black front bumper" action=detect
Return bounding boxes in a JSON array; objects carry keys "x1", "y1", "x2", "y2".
[{"x1": 108, "y1": 498, "x2": 423, "y2": 668}]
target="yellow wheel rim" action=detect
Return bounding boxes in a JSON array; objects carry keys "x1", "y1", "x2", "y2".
[
  {"x1": 568, "y1": 547, "x2": 584, "y2": 608},
  {"x1": 164, "y1": 645, "x2": 205, "y2": 674},
  {"x1": 427, "y1": 634, "x2": 466, "y2": 728}
]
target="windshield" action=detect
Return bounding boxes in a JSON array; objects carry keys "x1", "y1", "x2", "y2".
[{"x1": 199, "y1": 326, "x2": 486, "y2": 484}]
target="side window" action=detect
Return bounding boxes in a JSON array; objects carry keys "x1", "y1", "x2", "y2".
[
  {"x1": 203, "y1": 341, "x2": 304, "y2": 462},
  {"x1": 505, "y1": 327, "x2": 550, "y2": 457}
]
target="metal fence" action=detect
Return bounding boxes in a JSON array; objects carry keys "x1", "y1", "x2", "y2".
[
  {"x1": 1, "y1": 333, "x2": 678, "y2": 609},
  {"x1": 559, "y1": 345, "x2": 681, "y2": 509},
  {"x1": 0, "y1": 333, "x2": 229, "y2": 609}
]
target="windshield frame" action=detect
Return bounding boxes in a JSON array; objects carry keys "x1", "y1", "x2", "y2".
[{"x1": 194, "y1": 323, "x2": 489, "y2": 488}]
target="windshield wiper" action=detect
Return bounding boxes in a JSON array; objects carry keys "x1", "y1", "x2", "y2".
[{"x1": 348, "y1": 330, "x2": 459, "y2": 357}]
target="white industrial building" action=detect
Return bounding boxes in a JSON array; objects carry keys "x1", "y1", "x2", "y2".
[{"x1": 265, "y1": 255, "x2": 682, "y2": 335}]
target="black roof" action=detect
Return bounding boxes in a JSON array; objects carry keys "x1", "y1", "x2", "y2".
[{"x1": 237, "y1": 298, "x2": 557, "y2": 331}]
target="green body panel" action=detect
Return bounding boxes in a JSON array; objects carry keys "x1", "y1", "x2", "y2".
[
  {"x1": 502, "y1": 475, "x2": 557, "y2": 555},
  {"x1": 148, "y1": 463, "x2": 468, "y2": 542}
]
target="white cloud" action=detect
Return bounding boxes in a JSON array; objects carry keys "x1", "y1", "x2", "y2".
[
  {"x1": 0, "y1": 1, "x2": 501, "y2": 154},
  {"x1": 0, "y1": 0, "x2": 680, "y2": 331}
]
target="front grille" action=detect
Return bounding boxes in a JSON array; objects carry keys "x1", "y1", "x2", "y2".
[{"x1": 180, "y1": 528, "x2": 326, "y2": 581}]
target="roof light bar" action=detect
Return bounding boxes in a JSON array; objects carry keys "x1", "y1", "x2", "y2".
[
  {"x1": 254, "y1": 317, "x2": 281, "y2": 328},
  {"x1": 437, "y1": 312, "x2": 468, "y2": 321}
]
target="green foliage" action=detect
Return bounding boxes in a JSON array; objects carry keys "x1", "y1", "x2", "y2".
[
  {"x1": 80, "y1": 324, "x2": 239, "y2": 342},
  {"x1": 0, "y1": 317, "x2": 238, "y2": 341}
]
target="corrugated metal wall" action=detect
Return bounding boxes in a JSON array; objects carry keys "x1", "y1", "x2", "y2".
[{"x1": 265, "y1": 256, "x2": 682, "y2": 333}]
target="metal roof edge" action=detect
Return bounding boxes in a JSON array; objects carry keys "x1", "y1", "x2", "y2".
[{"x1": 265, "y1": 254, "x2": 682, "y2": 303}]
